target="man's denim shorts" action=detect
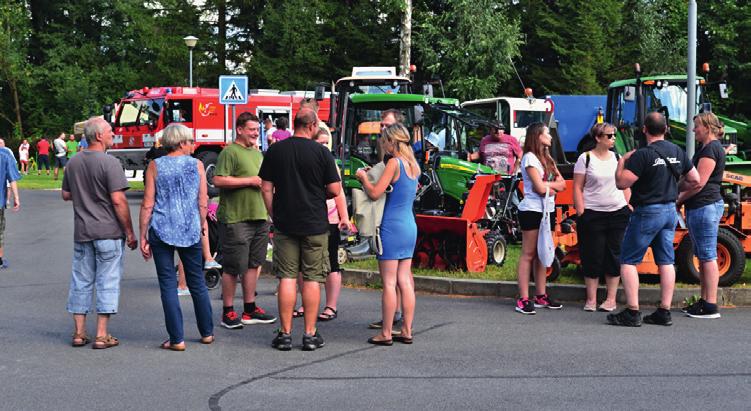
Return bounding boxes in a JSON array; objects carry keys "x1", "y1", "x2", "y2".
[
  {"x1": 686, "y1": 200, "x2": 724, "y2": 262},
  {"x1": 620, "y1": 203, "x2": 678, "y2": 265},
  {"x1": 66, "y1": 239, "x2": 125, "y2": 314}
]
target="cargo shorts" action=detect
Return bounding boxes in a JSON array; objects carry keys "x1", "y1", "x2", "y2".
[
  {"x1": 272, "y1": 231, "x2": 329, "y2": 283},
  {"x1": 219, "y1": 220, "x2": 270, "y2": 276}
]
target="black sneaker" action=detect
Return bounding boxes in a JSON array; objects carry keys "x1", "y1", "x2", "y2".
[
  {"x1": 534, "y1": 294, "x2": 563, "y2": 310},
  {"x1": 515, "y1": 298, "x2": 536, "y2": 315},
  {"x1": 302, "y1": 330, "x2": 325, "y2": 351},
  {"x1": 607, "y1": 309, "x2": 642, "y2": 327},
  {"x1": 681, "y1": 299, "x2": 704, "y2": 313},
  {"x1": 271, "y1": 330, "x2": 292, "y2": 351},
  {"x1": 643, "y1": 308, "x2": 673, "y2": 326},
  {"x1": 686, "y1": 301, "x2": 721, "y2": 319},
  {"x1": 241, "y1": 306, "x2": 277, "y2": 325},
  {"x1": 221, "y1": 310, "x2": 243, "y2": 329}
]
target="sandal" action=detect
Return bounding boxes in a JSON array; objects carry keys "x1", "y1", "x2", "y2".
[
  {"x1": 71, "y1": 332, "x2": 90, "y2": 347},
  {"x1": 393, "y1": 335, "x2": 413, "y2": 344},
  {"x1": 200, "y1": 335, "x2": 215, "y2": 345},
  {"x1": 292, "y1": 307, "x2": 304, "y2": 318},
  {"x1": 317, "y1": 306, "x2": 338, "y2": 321},
  {"x1": 160, "y1": 340, "x2": 186, "y2": 351},
  {"x1": 92, "y1": 334, "x2": 119, "y2": 350},
  {"x1": 367, "y1": 336, "x2": 393, "y2": 346}
]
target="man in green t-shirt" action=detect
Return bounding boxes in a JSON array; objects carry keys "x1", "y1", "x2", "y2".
[
  {"x1": 66, "y1": 134, "x2": 78, "y2": 159},
  {"x1": 214, "y1": 112, "x2": 277, "y2": 329}
]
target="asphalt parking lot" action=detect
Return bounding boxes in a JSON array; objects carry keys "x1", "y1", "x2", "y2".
[{"x1": 1, "y1": 190, "x2": 750, "y2": 410}]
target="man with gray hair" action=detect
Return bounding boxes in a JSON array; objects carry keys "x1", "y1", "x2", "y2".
[
  {"x1": 62, "y1": 117, "x2": 137, "y2": 349},
  {"x1": 0, "y1": 137, "x2": 21, "y2": 269}
]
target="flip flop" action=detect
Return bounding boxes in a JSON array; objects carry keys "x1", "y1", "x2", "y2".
[
  {"x1": 160, "y1": 340, "x2": 186, "y2": 351},
  {"x1": 200, "y1": 335, "x2": 215, "y2": 345},
  {"x1": 317, "y1": 306, "x2": 338, "y2": 321},
  {"x1": 292, "y1": 307, "x2": 304, "y2": 318},
  {"x1": 393, "y1": 335, "x2": 413, "y2": 344}
]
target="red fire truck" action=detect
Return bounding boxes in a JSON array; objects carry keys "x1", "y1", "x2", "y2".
[{"x1": 105, "y1": 86, "x2": 330, "y2": 195}]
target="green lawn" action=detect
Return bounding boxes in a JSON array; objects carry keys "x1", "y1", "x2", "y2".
[
  {"x1": 343, "y1": 244, "x2": 751, "y2": 288},
  {"x1": 17, "y1": 172, "x2": 144, "y2": 191}
]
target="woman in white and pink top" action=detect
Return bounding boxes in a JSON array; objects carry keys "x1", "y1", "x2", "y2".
[
  {"x1": 573, "y1": 123, "x2": 631, "y2": 312},
  {"x1": 18, "y1": 139, "x2": 30, "y2": 174}
]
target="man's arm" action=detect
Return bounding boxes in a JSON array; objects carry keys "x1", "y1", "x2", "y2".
[
  {"x1": 213, "y1": 175, "x2": 262, "y2": 189},
  {"x1": 9, "y1": 181, "x2": 19, "y2": 211},
  {"x1": 615, "y1": 150, "x2": 639, "y2": 190},
  {"x1": 62, "y1": 190, "x2": 72, "y2": 201},
  {"x1": 111, "y1": 190, "x2": 137, "y2": 250},
  {"x1": 325, "y1": 181, "x2": 341, "y2": 199},
  {"x1": 261, "y1": 180, "x2": 274, "y2": 219}
]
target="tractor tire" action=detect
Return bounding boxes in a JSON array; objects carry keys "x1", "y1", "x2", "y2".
[
  {"x1": 676, "y1": 227, "x2": 745, "y2": 287},
  {"x1": 485, "y1": 231, "x2": 507, "y2": 266},
  {"x1": 545, "y1": 257, "x2": 561, "y2": 282},
  {"x1": 196, "y1": 150, "x2": 220, "y2": 198}
]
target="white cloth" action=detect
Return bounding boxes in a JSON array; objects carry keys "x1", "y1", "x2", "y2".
[
  {"x1": 18, "y1": 143, "x2": 29, "y2": 162},
  {"x1": 573, "y1": 151, "x2": 627, "y2": 212},
  {"x1": 537, "y1": 187, "x2": 555, "y2": 267},
  {"x1": 518, "y1": 152, "x2": 555, "y2": 212},
  {"x1": 351, "y1": 162, "x2": 387, "y2": 237},
  {"x1": 53, "y1": 138, "x2": 67, "y2": 157}
]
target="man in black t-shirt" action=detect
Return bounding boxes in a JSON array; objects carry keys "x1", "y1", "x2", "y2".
[
  {"x1": 259, "y1": 108, "x2": 341, "y2": 351},
  {"x1": 608, "y1": 112, "x2": 700, "y2": 327}
]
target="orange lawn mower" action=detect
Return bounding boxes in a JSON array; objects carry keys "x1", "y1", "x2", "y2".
[{"x1": 553, "y1": 172, "x2": 749, "y2": 286}]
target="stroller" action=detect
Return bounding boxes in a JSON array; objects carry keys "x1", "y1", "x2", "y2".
[{"x1": 203, "y1": 202, "x2": 222, "y2": 289}]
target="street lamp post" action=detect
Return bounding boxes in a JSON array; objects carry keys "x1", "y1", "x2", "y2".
[{"x1": 183, "y1": 35, "x2": 198, "y2": 87}]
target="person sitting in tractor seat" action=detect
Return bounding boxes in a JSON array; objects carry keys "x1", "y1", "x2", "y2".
[{"x1": 468, "y1": 123, "x2": 522, "y2": 175}]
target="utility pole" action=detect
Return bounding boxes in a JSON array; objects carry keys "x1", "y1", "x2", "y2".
[
  {"x1": 399, "y1": 0, "x2": 412, "y2": 77},
  {"x1": 686, "y1": 0, "x2": 697, "y2": 158}
]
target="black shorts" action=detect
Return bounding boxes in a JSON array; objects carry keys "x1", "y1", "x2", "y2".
[
  {"x1": 328, "y1": 224, "x2": 340, "y2": 273},
  {"x1": 219, "y1": 220, "x2": 270, "y2": 276},
  {"x1": 518, "y1": 210, "x2": 555, "y2": 231},
  {"x1": 577, "y1": 206, "x2": 630, "y2": 278},
  {"x1": 38, "y1": 154, "x2": 50, "y2": 170}
]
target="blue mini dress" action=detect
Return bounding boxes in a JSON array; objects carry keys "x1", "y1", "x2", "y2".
[{"x1": 377, "y1": 158, "x2": 418, "y2": 260}]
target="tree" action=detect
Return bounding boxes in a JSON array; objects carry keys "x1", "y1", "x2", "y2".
[
  {"x1": 0, "y1": 1, "x2": 31, "y2": 139},
  {"x1": 413, "y1": 0, "x2": 521, "y2": 101}
]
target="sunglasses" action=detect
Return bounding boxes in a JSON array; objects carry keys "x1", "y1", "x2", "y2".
[{"x1": 601, "y1": 133, "x2": 616, "y2": 139}]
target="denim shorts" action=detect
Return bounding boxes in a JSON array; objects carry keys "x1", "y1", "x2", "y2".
[
  {"x1": 66, "y1": 239, "x2": 125, "y2": 314},
  {"x1": 686, "y1": 200, "x2": 724, "y2": 262},
  {"x1": 620, "y1": 203, "x2": 678, "y2": 265}
]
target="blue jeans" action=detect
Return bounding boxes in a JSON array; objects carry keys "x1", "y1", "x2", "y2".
[
  {"x1": 621, "y1": 203, "x2": 678, "y2": 265},
  {"x1": 149, "y1": 228, "x2": 213, "y2": 344},
  {"x1": 67, "y1": 239, "x2": 124, "y2": 314},
  {"x1": 686, "y1": 200, "x2": 724, "y2": 262}
]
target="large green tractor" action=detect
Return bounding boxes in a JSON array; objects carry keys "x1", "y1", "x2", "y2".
[{"x1": 606, "y1": 67, "x2": 751, "y2": 175}]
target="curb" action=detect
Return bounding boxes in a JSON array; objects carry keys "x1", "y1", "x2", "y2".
[
  {"x1": 262, "y1": 261, "x2": 750, "y2": 306},
  {"x1": 339, "y1": 268, "x2": 751, "y2": 307}
]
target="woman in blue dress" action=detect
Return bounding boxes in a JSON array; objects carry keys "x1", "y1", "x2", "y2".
[{"x1": 356, "y1": 124, "x2": 419, "y2": 345}]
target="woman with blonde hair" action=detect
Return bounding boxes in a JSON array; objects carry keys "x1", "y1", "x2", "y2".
[
  {"x1": 515, "y1": 122, "x2": 567, "y2": 314},
  {"x1": 356, "y1": 124, "x2": 419, "y2": 345},
  {"x1": 573, "y1": 123, "x2": 631, "y2": 312},
  {"x1": 139, "y1": 124, "x2": 214, "y2": 350},
  {"x1": 677, "y1": 112, "x2": 726, "y2": 319}
]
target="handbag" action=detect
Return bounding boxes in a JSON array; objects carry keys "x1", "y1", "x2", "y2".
[{"x1": 537, "y1": 186, "x2": 555, "y2": 267}]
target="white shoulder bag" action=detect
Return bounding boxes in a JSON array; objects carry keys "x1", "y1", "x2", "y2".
[{"x1": 537, "y1": 186, "x2": 555, "y2": 267}]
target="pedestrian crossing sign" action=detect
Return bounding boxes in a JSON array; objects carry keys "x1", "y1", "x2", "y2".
[{"x1": 219, "y1": 75, "x2": 248, "y2": 105}]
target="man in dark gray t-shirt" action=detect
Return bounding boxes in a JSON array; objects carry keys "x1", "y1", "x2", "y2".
[{"x1": 61, "y1": 117, "x2": 136, "y2": 349}]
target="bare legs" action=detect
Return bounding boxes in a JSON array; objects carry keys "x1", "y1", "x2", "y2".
[
  {"x1": 278, "y1": 278, "x2": 319, "y2": 335},
  {"x1": 221, "y1": 267, "x2": 260, "y2": 308},
  {"x1": 584, "y1": 276, "x2": 620, "y2": 309},
  {"x1": 700, "y1": 261, "x2": 720, "y2": 304},
  {"x1": 621, "y1": 263, "x2": 674, "y2": 310},
  {"x1": 375, "y1": 259, "x2": 415, "y2": 341},
  {"x1": 177, "y1": 261, "x2": 188, "y2": 291},
  {"x1": 517, "y1": 229, "x2": 548, "y2": 299},
  {"x1": 322, "y1": 271, "x2": 341, "y2": 315},
  {"x1": 73, "y1": 313, "x2": 110, "y2": 339}
]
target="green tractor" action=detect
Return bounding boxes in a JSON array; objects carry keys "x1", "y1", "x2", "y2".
[
  {"x1": 606, "y1": 65, "x2": 751, "y2": 174},
  {"x1": 330, "y1": 71, "x2": 508, "y2": 267}
]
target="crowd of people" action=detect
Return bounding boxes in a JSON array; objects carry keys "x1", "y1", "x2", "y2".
[
  {"x1": 1, "y1": 106, "x2": 725, "y2": 351},
  {"x1": 513, "y1": 111, "x2": 726, "y2": 325},
  {"x1": 14, "y1": 133, "x2": 87, "y2": 176}
]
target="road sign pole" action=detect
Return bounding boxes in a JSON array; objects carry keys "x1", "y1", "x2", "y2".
[{"x1": 232, "y1": 105, "x2": 236, "y2": 141}]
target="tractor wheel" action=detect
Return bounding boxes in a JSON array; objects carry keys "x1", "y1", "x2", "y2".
[
  {"x1": 676, "y1": 228, "x2": 745, "y2": 287},
  {"x1": 485, "y1": 231, "x2": 507, "y2": 266},
  {"x1": 545, "y1": 257, "x2": 561, "y2": 282},
  {"x1": 196, "y1": 150, "x2": 220, "y2": 198}
]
